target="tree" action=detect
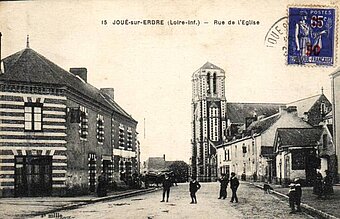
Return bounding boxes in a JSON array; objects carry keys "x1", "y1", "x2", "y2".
[{"x1": 167, "y1": 161, "x2": 189, "y2": 183}]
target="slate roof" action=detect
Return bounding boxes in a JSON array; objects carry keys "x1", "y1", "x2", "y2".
[
  {"x1": 226, "y1": 102, "x2": 283, "y2": 124},
  {"x1": 276, "y1": 128, "x2": 323, "y2": 147},
  {"x1": 0, "y1": 48, "x2": 136, "y2": 122},
  {"x1": 261, "y1": 146, "x2": 274, "y2": 158},
  {"x1": 146, "y1": 157, "x2": 167, "y2": 172},
  {"x1": 200, "y1": 62, "x2": 224, "y2": 71},
  {"x1": 246, "y1": 113, "x2": 281, "y2": 134},
  {"x1": 286, "y1": 94, "x2": 322, "y2": 118}
]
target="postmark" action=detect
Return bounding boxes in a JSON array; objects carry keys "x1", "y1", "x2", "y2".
[{"x1": 287, "y1": 6, "x2": 336, "y2": 66}]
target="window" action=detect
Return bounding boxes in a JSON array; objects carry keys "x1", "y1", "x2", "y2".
[
  {"x1": 97, "y1": 114, "x2": 104, "y2": 143},
  {"x1": 79, "y1": 106, "x2": 88, "y2": 140},
  {"x1": 119, "y1": 124, "x2": 125, "y2": 148},
  {"x1": 320, "y1": 103, "x2": 325, "y2": 115},
  {"x1": 235, "y1": 145, "x2": 237, "y2": 157},
  {"x1": 127, "y1": 127, "x2": 132, "y2": 149},
  {"x1": 207, "y1": 72, "x2": 210, "y2": 94},
  {"x1": 24, "y1": 103, "x2": 43, "y2": 131},
  {"x1": 322, "y1": 134, "x2": 327, "y2": 149},
  {"x1": 242, "y1": 143, "x2": 247, "y2": 155},
  {"x1": 213, "y1": 73, "x2": 216, "y2": 93},
  {"x1": 252, "y1": 141, "x2": 255, "y2": 155}
]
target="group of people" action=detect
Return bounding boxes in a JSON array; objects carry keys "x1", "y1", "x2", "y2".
[
  {"x1": 160, "y1": 172, "x2": 240, "y2": 204},
  {"x1": 313, "y1": 170, "x2": 334, "y2": 199},
  {"x1": 218, "y1": 172, "x2": 240, "y2": 203}
]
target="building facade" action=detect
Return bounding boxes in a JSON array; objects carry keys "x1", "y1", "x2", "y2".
[
  {"x1": 331, "y1": 68, "x2": 340, "y2": 182},
  {"x1": 217, "y1": 107, "x2": 312, "y2": 182},
  {"x1": 191, "y1": 62, "x2": 227, "y2": 182},
  {"x1": 0, "y1": 47, "x2": 138, "y2": 197}
]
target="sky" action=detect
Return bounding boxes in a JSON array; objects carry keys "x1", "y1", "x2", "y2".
[{"x1": 0, "y1": 0, "x2": 338, "y2": 163}]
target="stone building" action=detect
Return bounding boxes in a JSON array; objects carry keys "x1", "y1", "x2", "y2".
[
  {"x1": 0, "y1": 46, "x2": 138, "y2": 197},
  {"x1": 191, "y1": 62, "x2": 227, "y2": 182},
  {"x1": 217, "y1": 106, "x2": 311, "y2": 182},
  {"x1": 274, "y1": 127, "x2": 323, "y2": 185},
  {"x1": 331, "y1": 68, "x2": 340, "y2": 181}
]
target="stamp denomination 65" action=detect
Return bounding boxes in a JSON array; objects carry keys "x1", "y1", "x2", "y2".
[{"x1": 287, "y1": 6, "x2": 336, "y2": 66}]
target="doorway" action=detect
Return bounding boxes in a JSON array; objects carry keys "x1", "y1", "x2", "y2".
[{"x1": 14, "y1": 156, "x2": 52, "y2": 197}]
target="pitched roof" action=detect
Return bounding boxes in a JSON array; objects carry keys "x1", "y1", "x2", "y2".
[
  {"x1": 327, "y1": 124, "x2": 333, "y2": 137},
  {"x1": 200, "y1": 62, "x2": 224, "y2": 71},
  {"x1": 276, "y1": 128, "x2": 323, "y2": 147},
  {"x1": 246, "y1": 113, "x2": 281, "y2": 133},
  {"x1": 226, "y1": 102, "x2": 283, "y2": 124},
  {"x1": 286, "y1": 94, "x2": 322, "y2": 117},
  {"x1": 146, "y1": 157, "x2": 167, "y2": 172},
  {"x1": 0, "y1": 48, "x2": 136, "y2": 122}
]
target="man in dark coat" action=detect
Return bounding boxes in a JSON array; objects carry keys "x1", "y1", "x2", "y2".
[
  {"x1": 323, "y1": 170, "x2": 334, "y2": 198},
  {"x1": 313, "y1": 169, "x2": 323, "y2": 198},
  {"x1": 218, "y1": 174, "x2": 229, "y2": 199},
  {"x1": 96, "y1": 172, "x2": 107, "y2": 197},
  {"x1": 230, "y1": 172, "x2": 239, "y2": 203},
  {"x1": 294, "y1": 178, "x2": 302, "y2": 212},
  {"x1": 160, "y1": 174, "x2": 172, "y2": 202},
  {"x1": 189, "y1": 176, "x2": 201, "y2": 204}
]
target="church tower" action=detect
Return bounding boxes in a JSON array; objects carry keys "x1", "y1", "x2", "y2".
[{"x1": 191, "y1": 62, "x2": 227, "y2": 182}]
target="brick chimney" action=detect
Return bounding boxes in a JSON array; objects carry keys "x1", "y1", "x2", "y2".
[
  {"x1": 70, "y1": 68, "x2": 87, "y2": 82},
  {"x1": 100, "y1": 88, "x2": 114, "y2": 100}
]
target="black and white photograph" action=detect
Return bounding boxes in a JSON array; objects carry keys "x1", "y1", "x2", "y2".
[{"x1": 0, "y1": 0, "x2": 339, "y2": 218}]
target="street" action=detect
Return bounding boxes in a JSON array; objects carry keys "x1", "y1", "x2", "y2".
[{"x1": 36, "y1": 182, "x2": 314, "y2": 219}]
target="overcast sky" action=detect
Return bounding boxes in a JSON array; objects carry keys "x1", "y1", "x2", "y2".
[{"x1": 0, "y1": 0, "x2": 338, "y2": 163}]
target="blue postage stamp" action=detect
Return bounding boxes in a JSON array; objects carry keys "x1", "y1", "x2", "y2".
[{"x1": 287, "y1": 7, "x2": 336, "y2": 66}]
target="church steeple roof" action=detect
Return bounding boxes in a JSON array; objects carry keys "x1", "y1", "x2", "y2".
[{"x1": 200, "y1": 62, "x2": 223, "y2": 71}]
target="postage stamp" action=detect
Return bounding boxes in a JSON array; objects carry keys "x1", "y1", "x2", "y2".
[{"x1": 287, "y1": 6, "x2": 336, "y2": 66}]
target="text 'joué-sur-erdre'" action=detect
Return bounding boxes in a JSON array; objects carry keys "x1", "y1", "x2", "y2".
[{"x1": 102, "y1": 19, "x2": 260, "y2": 26}]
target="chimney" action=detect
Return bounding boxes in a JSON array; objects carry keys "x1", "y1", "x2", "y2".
[
  {"x1": 279, "y1": 105, "x2": 287, "y2": 114},
  {"x1": 100, "y1": 88, "x2": 114, "y2": 100},
  {"x1": 163, "y1": 154, "x2": 165, "y2": 161},
  {"x1": 70, "y1": 68, "x2": 87, "y2": 82}
]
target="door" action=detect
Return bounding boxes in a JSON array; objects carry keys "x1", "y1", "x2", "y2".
[{"x1": 15, "y1": 156, "x2": 52, "y2": 197}]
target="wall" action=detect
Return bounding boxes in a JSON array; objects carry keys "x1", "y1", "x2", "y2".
[
  {"x1": 332, "y1": 73, "x2": 340, "y2": 181},
  {"x1": 0, "y1": 86, "x2": 68, "y2": 197}
]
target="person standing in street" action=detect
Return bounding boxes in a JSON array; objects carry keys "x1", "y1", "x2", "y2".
[
  {"x1": 313, "y1": 169, "x2": 323, "y2": 198},
  {"x1": 218, "y1": 174, "x2": 229, "y2": 199},
  {"x1": 323, "y1": 170, "x2": 334, "y2": 198},
  {"x1": 288, "y1": 183, "x2": 297, "y2": 214},
  {"x1": 294, "y1": 178, "x2": 302, "y2": 212},
  {"x1": 230, "y1": 172, "x2": 239, "y2": 203},
  {"x1": 160, "y1": 174, "x2": 172, "y2": 202},
  {"x1": 189, "y1": 176, "x2": 201, "y2": 204}
]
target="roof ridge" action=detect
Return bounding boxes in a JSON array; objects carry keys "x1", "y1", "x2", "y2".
[
  {"x1": 228, "y1": 102, "x2": 284, "y2": 105},
  {"x1": 287, "y1": 94, "x2": 321, "y2": 104},
  {"x1": 277, "y1": 127, "x2": 320, "y2": 130}
]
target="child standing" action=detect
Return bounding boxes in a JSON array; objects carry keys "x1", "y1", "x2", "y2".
[
  {"x1": 189, "y1": 177, "x2": 201, "y2": 204},
  {"x1": 288, "y1": 183, "x2": 297, "y2": 213}
]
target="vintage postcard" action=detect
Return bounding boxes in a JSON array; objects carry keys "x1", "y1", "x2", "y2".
[{"x1": 0, "y1": 0, "x2": 339, "y2": 219}]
